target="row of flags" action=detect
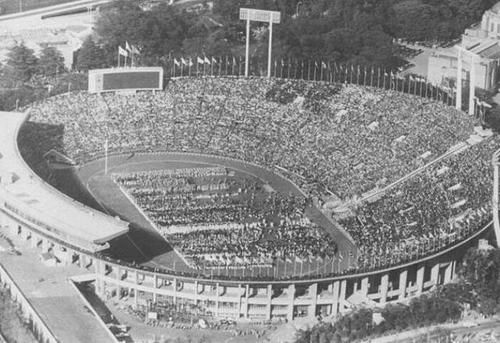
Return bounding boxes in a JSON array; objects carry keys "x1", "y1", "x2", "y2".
[
  {"x1": 118, "y1": 42, "x2": 140, "y2": 67},
  {"x1": 118, "y1": 41, "x2": 140, "y2": 57},
  {"x1": 173, "y1": 56, "x2": 224, "y2": 67}
]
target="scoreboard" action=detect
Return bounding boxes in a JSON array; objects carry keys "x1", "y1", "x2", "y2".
[{"x1": 88, "y1": 67, "x2": 164, "y2": 93}]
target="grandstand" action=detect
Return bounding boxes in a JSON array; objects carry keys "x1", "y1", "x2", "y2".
[
  {"x1": 17, "y1": 75, "x2": 493, "y2": 274},
  {"x1": 0, "y1": 72, "x2": 492, "y2": 322}
]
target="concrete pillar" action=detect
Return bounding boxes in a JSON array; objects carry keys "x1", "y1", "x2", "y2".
[
  {"x1": 308, "y1": 283, "x2": 318, "y2": 319},
  {"x1": 215, "y1": 283, "x2": 220, "y2": 317},
  {"x1": 339, "y1": 280, "x2": 347, "y2": 313},
  {"x1": 431, "y1": 264, "x2": 439, "y2": 286},
  {"x1": 398, "y1": 270, "x2": 408, "y2": 301},
  {"x1": 469, "y1": 55, "x2": 477, "y2": 116},
  {"x1": 243, "y1": 285, "x2": 249, "y2": 319},
  {"x1": 266, "y1": 285, "x2": 272, "y2": 320},
  {"x1": 360, "y1": 277, "x2": 369, "y2": 296},
  {"x1": 416, "y1": 265, "x2": 425, "y2": 295},
  {"x1": 456, "y1": 48, "x2": 463, "y2": 111},
  {"x1": 173, "y1": 278, "x2": 178, "y2": 305},
  {"x1": 444, "y1": 262, "x2": 453, "y2": 283},
  {"x1": 30, "y1": 234, "x2": 38, "y2": 248},
  {"x1": 287, "y1": 284, "x2": 295, "y2": 321},
  {"x1": 194, "y1": 281, "x2": 198, "y2": 303},
  {"x1": 332, "y1": 281, "x2": 340, "y2": 315},
  {"x1": 379, "y1": 274, "x2": 389, "y2": 304}
]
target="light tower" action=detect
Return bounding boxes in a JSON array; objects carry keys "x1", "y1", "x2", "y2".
[
  {"x1": 456, "y1": 45, "x2": 479, "y2": 116},
  {"x1": 491, "y1": 149, "x2": 500, "y2": 246}
]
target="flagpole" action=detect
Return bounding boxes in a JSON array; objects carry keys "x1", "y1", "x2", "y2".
[
  {"x1": 104, "y1": 138, "x2": 108, "y2": 175},
  {"x1": 117, "y1": 49, "x2": 120, "y2": 67}
]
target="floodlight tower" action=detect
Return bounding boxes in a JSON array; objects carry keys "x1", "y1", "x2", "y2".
[
  {"x1": 492, "y1": 149, "x2": 500, "y2": 246},
  {"x1": 456, "y1": 45, "x2": 479, "y2": 116},
  {"x1": 240, "y1": 8, "x2": 281, "y2": 78}
]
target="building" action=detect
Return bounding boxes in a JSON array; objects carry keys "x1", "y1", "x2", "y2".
[{"x1": 427, "y1": 2, "x2": 500, "y2": 92}]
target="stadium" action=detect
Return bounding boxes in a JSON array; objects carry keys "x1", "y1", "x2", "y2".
[{"x1": 0, "y1": 64, "x2": 496, "y2": 324}]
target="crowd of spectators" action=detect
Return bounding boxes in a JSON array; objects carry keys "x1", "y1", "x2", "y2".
[
  {"x1": 22, "y1": 77, "x2": 474, "y2": 199},
  {"x1": 341, "y1": 136, "x2": 497, "y2": 268},
  {"x1": 113, "y1": 168, "x2": 337, "y2": 269},
  {"x1": 19, "y1": 76, "x2": 488, "y2": 272}
]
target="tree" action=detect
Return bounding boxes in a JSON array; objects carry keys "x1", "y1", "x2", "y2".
[
  {"x1": 76, "y1": 37, "x2": 106, "y2": 71},
  {"x1": 37, "y1": 46, "x2": 65, "y2": 76},
  {"x1": 95, "y1": 1, "x2": 191, "y2": 62},
  {"x1": 4, "y1": 42, "x2": 38, "y2": 85}
]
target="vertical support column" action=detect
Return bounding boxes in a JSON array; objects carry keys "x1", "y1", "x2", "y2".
[
  {"x1": 215, "y1": 283, "x2": 220, "y2": 317},
  {"x1": 266, "y1": 285, "x2": 272, "y2": 320},
  {"x1": 237, "y1": 285, "x2": 242, "y2": 319},
  {"x1": 469, "y1": 55, "x2": 476, "y2": 116},
  {"x1": 416, "y1": 265, "x2": 425, "y2": 295},
  {"x1": 267, "y1": 14, "x2": 273, "y2": 78},
  {"x1": 245, "y1": 16, "x2": 250, "y2": 77},
  {"x1": 30, "y1": 234, "x2": 38, "y2": 248},
  {"x1": 308, "y1": 283, "x2": 318, "y2": 319},
  {"x1": 492, "y1": 155, "x2": 500, "y2": 246},
  {"x1": 95, "y1": 259, "x2": 105, "y2": 297},
  {"x1": 379, "y1": 274, "x2": 389, "y2": 304},
  {"x1": 194, "y1": 281, "x2": 198, "y2": 304},
  {"x1": 444, "y1": 262, "x2": 454, "y2": 283},
  {"x1": 360, "y1": 277, "x2": 369, "y2": 297},
  {"x1": 287, "y1": 284, "x2": 295, "y2": 321},
  {"x1": 398, "y1": 270, "x2": 408, "y2": 301},
  {"x1": 173, "y1": 278, "x2": 177, "y2": 305},
  {"x1": 243, "y1": 285, "x2": 249, "y2": 319},
  {"x1": 431, "y1": 264, "x2": 440, "y2": 287},
  {"x1": 338, "y1": 280, "x2": 347, "y2": 313},
  {"x1": 331, "y1": 281, "x2": 340, "y2": 315},
  {"x1": 456, "y1": 48, "x2": 463, "y2": 111}
]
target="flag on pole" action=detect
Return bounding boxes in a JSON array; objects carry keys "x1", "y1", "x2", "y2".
[
  {"x1": 212, "y1": 57, "x2": 217, "y2": 64},
  {"x1": 174, "y1": 58, "x2": 180, "y2": 66},
  {"x1": 118, "y1": 46, "x2": 128, "y2": 57},
  {"x1": 125, "y1": 41, "x2": 132, "y2": 52},
  {"x1": 204, "y1": 56, "x2": 211, "y2": 64},
  {"x1": 197, "y1": 56, "x2": 204, "y2": 64},
  {"x1": 181, "y1": 57, "x2": 187, "y2": 65},
  {"x1": 188, "y1": 58, "x2": 194, "y2": 67},
  {"x1": 131, "y1": 45, "x2": 140, "y2": 55}
]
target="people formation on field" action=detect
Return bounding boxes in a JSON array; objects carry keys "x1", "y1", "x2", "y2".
[
  {"x1": 19, "y1": 76, "x2": 492, "y2": 275},
  {"x1": 113, "y1": 169, "x2": 337, "y2": 269}
]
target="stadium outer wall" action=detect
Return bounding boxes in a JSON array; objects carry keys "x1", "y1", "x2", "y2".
[{"x1": 1, "y1": 206, "x2": 491, "y2": 321}]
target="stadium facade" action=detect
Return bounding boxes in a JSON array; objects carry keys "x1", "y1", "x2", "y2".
[{"x1": 0, "y1": 69, "x2": 494, "y2": 320}]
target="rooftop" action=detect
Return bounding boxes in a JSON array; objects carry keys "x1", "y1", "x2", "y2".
[{"x1": 0, "y1": 111, "x2": 129, "y2": 251}]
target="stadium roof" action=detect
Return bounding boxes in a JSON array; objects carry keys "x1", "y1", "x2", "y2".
[{"x1": 0, "y1": 111, "x2": 129, "y2": 251}]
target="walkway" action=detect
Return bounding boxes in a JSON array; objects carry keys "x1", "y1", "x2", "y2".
[{"x1": 0, "y1": 231, "x2": 115, "y2": 343}]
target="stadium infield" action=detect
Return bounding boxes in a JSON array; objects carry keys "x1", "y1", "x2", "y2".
[{"x1": 77, "y1": 152, "x2": 357, "y2": 278}]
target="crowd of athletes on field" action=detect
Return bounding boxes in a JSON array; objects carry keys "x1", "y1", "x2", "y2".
[
  {"x1": 112, "y1": 167, "x2": 336, "y2": 269},
  {"x1": 19, "y1": 76, "x2": 490, "y2": 275}
]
